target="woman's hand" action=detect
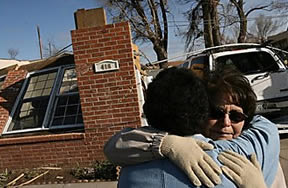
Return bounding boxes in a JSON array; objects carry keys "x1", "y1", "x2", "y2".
[
  {"x1": 218, "y1": 150, "x2": 267, "y2": 188},
  {"x1": 161, "y1": 135, "x2": 222, "y2": 187}
]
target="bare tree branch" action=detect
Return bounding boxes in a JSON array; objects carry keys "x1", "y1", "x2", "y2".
[
  {"x1": 105, "y1": 0, "x2": 170, "y2": 67},
  {"x1": 246, "y1": 3, "x2": 272, "y2": 16},
  {"x1": 8, "y1": 48, "x2": 19, "y2": 59}
]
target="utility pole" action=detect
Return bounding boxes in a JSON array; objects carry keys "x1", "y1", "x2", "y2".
[
  {"x1": 49, "y1": 42, "x2": 52, "y2": 57},
  {"x1": 37, "y1": 25, "x2": 43, "y2": 59}
]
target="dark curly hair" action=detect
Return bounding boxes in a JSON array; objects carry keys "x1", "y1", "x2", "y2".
[
  {"x1": 206, "y1": 67, "x2": 257, "y2": 129},
  {"x1": 143, "y1": 67, "x2": 209, "y2": 136}
]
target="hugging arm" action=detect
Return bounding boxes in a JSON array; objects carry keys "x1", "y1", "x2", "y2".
[
  {"x1": 104, "y1": 127, "x2": 222, "y2": 187},
  {"x1": 103, "y1": 127, "x2": 167, "y2": 166}
]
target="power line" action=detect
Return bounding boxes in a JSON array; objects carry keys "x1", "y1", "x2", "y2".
[
  {"x1": 54, "y1": 44, "x2": 72, "y2": 56},
  {"x1": 164, "y1": 14, "x2": 288, "y2": 25}
]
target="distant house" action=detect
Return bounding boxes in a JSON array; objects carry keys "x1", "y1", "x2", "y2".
[
  {"x1": 0, "y1": 8, "x2": 143, "y2": 170},
  {"x1": 267, "y1": 31, "x2": 288, "y2": 51}
]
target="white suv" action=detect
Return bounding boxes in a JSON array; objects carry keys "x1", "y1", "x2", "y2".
[{"x1": 179, "y1": 43, "x2": 288, "y2": 134}]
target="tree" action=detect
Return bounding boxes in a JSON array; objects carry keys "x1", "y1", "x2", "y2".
[
  {"x1": 249, "y1": 14, "x2": 279, "y2": 43},
  {"x1": 105, "y1": 0, "x2": 169, "y2": 68},
  {"x1": 8, "y1": 48, "x2": 19, "y2": 59},
  {"x1": 184, "y1": 0, "x2": 221, "y2": 50},
  {"x1": 229, "y1": 0, "x2": 273, "y2": 43},
  {"x1": 43, "y1": 39, "x2": 59, "y2": 58},
  {"x1": 42, "y1": 38, "x2": 71, "y2": 58},
  {"x1": 182, "y1": 0, "x2": 287, "y2": 49},
  {"x1": 202, "y1": 0, "x2": 220, "y2": 47}
]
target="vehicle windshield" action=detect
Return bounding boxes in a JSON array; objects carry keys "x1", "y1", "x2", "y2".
[{"x1": 215, "y1": 51, "x2": 279, "y2": 75}]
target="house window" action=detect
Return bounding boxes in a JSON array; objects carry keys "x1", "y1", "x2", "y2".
[
  {"x1": 50, "y1": 68, "x2": 83, "y2": 128},
  {"x1": 3, "y1": 65, "x2": 83, "y2": 134}
]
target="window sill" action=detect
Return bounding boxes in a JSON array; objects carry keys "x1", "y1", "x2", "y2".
[{"x1": 0, "y1": 133, "x2": 85, "y2": 146}]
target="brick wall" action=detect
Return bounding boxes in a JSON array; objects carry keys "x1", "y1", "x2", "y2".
[
  {"x1": 0, "y1": 70, "x2": 27, "y2": 133},
  {"x1": 71, "y1": 21, "x2": 142, "y2": 159},
  {"x1": 0, "y1": 21, "x2": 142, "y2": 170}
]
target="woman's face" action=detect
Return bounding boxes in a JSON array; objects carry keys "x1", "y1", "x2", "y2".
[{"x1": 202, "y1": 95, "x2": 247, "y2": 140}]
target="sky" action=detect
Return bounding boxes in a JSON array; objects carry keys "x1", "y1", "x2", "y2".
[
  {"x1": 0, "y1": 0, "x2": 100, "y2": 60},
  {"x1": 0, "y1": 0, "x2": 189, "y2": 63},
  {"x1": 0, "y1": 0, "x2": 286, "y2": 63}
]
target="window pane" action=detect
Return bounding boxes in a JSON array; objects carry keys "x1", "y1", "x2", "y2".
[
  {"x1": 51, "y1": 94, "x2": 83, "y2": 127},
  {"x1": 30, "y1": 76, "x2": 38, "y2": 83},
  {"x1": 8, "y1": 98, "x2": 49, "y2": 131},
  {"x1": 59, "y1": 69, "x2": 78, "y2": 94},
  {"x1": 42, "y1": 88, "x2": 51, "y2": 96},
  {"x1": 27, "y1": 83, "x2": 35, "y2": 91},
  {"x1": 23, "y1": 71, "x2": 57, "y2": 99},
  {"x1": 48, "y1": 72, "x2": 57, "y2": 79},
  {"x1": 66, "y1": 105, "x2": 78, "y2": 115},
  {"x1": 63, "y1": 116, "x2": 75, "y2": 125},
  {"x1": 32, "y1": 89, "x2": 43, "y2": 98},
  {"x1": 38, "y1": 74, "x2": 48, "y2": 81},
  {"x1": 46, "y1": 79, "x2": 54, "y2": 88},
  {"x1": 24, "y1": 91, "x2": 32, "y2": 98},
  {"x1": 55, "y1": 106, "x2": 65, "y2": 116},
  {"x1": 35, "y1": 82, "x2": 45, "y2": 90},
  {"x1": 76, "y1": 115, "x2": 83, "y2": 124},
  {"x1": 51, "y1": 117, "x2": 63, "y2": 125}
]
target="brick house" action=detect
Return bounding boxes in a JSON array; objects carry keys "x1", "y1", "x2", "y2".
[{"x1": 0, "y1": 8, "x2": 144, "y2": 170}]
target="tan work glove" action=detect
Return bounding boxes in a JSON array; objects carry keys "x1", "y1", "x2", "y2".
[
  {"x1": 161, "y1": 135, "x2": 222, "y2": 187},
  {"x1": 218, "y1": 150, "x2": 267, "y2": 188}
]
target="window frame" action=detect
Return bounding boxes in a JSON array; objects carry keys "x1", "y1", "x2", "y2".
[
  {"x1": 212, "y1": 48, "x2": 285, "y2": 74},
  {"x1": 2, "y1": 65, "x2": 83, "y2": 135},
  {"x1": 48, "y1": 67, "x2": 83, "y2": 130}
]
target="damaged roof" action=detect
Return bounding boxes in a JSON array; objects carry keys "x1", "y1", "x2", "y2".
[{"x1": 0, "y1": 52, "x2": 74, "y2": 76}]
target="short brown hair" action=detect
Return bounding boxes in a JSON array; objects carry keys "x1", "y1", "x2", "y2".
[{"x1": 206, "y1": 67, "x2": 257, "y2": 129}]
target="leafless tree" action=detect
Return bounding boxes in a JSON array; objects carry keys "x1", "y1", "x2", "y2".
[
  {"x1": 183, "y1": 0, "x2": 221, "y2": 50},
  {"x1": 181, "y1": 0, "x2": 288, "y2": 50},
  {"x1": 8, "y1": 48, "x2": 19, "y2": 59},
  {"x1": 43, "y1": 40, "x2": 59, "y2": 58},
  {"x1": 42, "y1": 38, "x2": 69, "y2": 58},
  {"x1": 202, "y1": 0, "x2": 221, "y2": 47},
  {"x1": 229, "y1": 0, "x2": 274, "y2": 43},
  {"x1": 102, "y1": 0, "x2": 288, "y2": 60},
  {"x1": 105, "y1": 0, "x2": 170, "y2": 68},
  {"x1": 249, "y1": 14, "x2": 280, "y2": 43}
]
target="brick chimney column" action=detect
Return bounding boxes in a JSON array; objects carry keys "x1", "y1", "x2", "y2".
[{"x1": 71, "y1": 9, "x2": 142, "y2": 157}]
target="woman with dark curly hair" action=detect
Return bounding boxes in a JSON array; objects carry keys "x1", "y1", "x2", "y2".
[{"x1": 142, "y1": 67, "x2": 210, "y2": 136}]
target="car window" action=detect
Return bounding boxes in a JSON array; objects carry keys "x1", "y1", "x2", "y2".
[
  {"x1": 270, "y1": 48, "x2": 288, "y2": 68},
  {"x1": 189, "y1": 55, "x2": 209, "y2": 78},
  {"x1": 181, "y1": 61, "x2": 189, "y2": 68},
  {"x1": 215, "y1": 51, "x2": 279, "y2": 75}
]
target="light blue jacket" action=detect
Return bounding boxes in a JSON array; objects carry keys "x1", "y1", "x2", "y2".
[{"x1": 118, "y1": 115, "x2": 280, "y2": 188}]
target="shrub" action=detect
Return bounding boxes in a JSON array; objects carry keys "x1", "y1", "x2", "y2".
[{"x1": 71, "y1": 160, "x2": 117, "y2": 180}]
